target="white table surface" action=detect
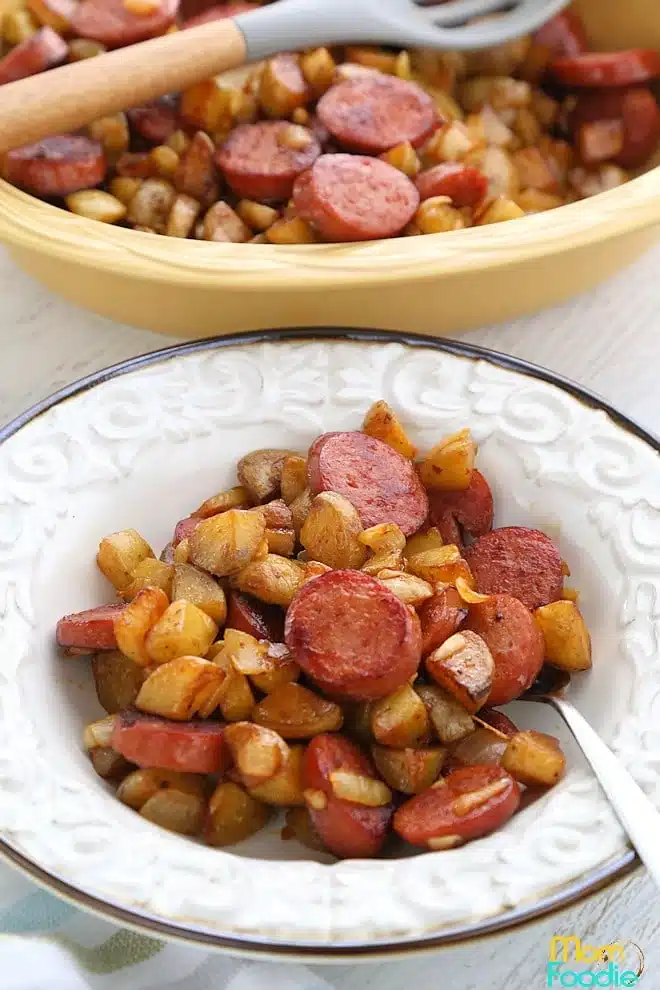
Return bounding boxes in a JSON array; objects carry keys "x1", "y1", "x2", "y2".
[{"x1": 1, "y1": 243, "x2": 659, "y2": 990}]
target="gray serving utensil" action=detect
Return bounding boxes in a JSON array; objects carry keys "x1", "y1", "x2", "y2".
[{"x1": 0, "y1": 0, "x2": 570, "y2": 153}]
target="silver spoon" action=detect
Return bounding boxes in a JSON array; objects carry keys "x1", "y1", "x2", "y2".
[
  {"x1": 519, "y1": 672, "x2": 660, "y2": 887},
  {"x1": 0, "y1": 0, "x2": 571, "y2": 154}
]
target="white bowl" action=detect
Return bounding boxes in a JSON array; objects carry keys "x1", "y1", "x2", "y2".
[{"x1": 1, "y1": 330, "x2": 658, "y2": 961}]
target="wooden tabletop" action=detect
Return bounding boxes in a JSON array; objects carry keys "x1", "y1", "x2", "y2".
[{"x1": 1, "y1": 243, "x2": 659, "y2": 989}]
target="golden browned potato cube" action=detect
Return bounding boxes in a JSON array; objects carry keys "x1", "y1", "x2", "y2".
[
  {"x1": 144, "y1": 600, "x2": 218, "y2": 665},
  {"x1": 65, "y1": 190, "x2": 126, "y2": 224},
  {"x1": 88, "y1": 113, "x2": 130, "y2": 161},
  {"x1": 250, "y1": 643, "x2": 301, "y2": 695},
  {"x1": 266, "y1": 527, "x2": 296, "y2": 556},
  {"x1": 358, "y1": 522, "x2": 407, "y2": 556},
  {"x1": 476, "y1": 196, "x2": 525, "y2": 226},
  {"x1": 259, "y1": 53, "x2": 309, "y2": 118},
  {"x1": 96, "y1": 529, "x2": 154, "y2": 590},
  {"x1": 149, "y1": 144, "x2": 179, "y2": 179},
  {"x1": 230, "y1": 553, "x2": 306, "y2": 607},
  {"x1": 114, "y1": 587, "x2": 169, "y2": 666},
  {"x1": 415, "y1": 683, "x2": 474, "y2": 744},
  {"x1": 248, "y1": 745, "x2": 305, "y2": 806},
  {"x1": 362, "y1": 401, "x2": 418, "y2": 459},
  {"x1": 406, "y1": 546, "x2": 473, "y2": 586},
  {"x1": 205, "y1": 782, "x2": 271, "y2": 847},
  {"x1": 467, "y1": 34, "x2": 530, "y2": 77},
  {"x1": 117, "y1": 768, "x2": 206, "y2": 835},
  {"x1": 2, "y1": 8, "x2": 37, "y2": 45},
  {"x1": 370, "y1": 684, "x2": 430, "y2": 748},
  {"x1": 464, "y1": 146, "x2": 519, "y2": 200},
  {"x1": 109, "y1": 176, "x2": 141, "y2": 206},
  {"x1": 127, "y1": 179, "x2": 176, "y2": 233},
  {"x1": 173, "y1": 539, "x2": 190, "y2": 564},
  {"x1": 380, "y1": 141, "x2": 421, "y2": 178},
  {"x1": 375, "y1": 570, "x2": 434, "y2": 607},
  {"x1": 534, "y1": 600, "x2": 592, "y2": 671},
  {"x1": 120, "y1": 558, "x2": 173, "y2": 601},
  {"x1": 515, "y1": 189, "x2": 564, "y2": 214},
  {"x1": 346, "y1": 45, "x2": 396, "y2": 73},
  {"x1": 289, "y1": 488, "x2": 313, "y2": 536},
  {"x1": 403, "y1": 526, "x2": 445, "y2": 559},
  {"x1": 449, "y1": 726, "x2": 509, "y2": 767},
  {"x1": 207, "y1": 644, "x2": 256, "y2": 721},
  {"x1": 180, "y1": 78, "x2": 234, "y2": 133},
  {"x1": 117, "y1": 768, "x2": 205, "y2": 809},
  {"x1": 416, "y1": 197, "x2": 467, "y2": 234},
  {"x1": 135, "y1": 655, "x2": 226, "y2": 720},
  {"x1": 253, "y1": 683, "x2": 344, "y2": 739},
  {"x1": 237, "y1": 448, "x2": 297, "y2": 504},
  {"x1": 300, "y1": 46, "x2": 336, "y2": 94},
  {"x1": 92, "y1": 651, "x2": 145, "y2": 713},
  {"x1": 29, "y1": 0, "x2": 73, "y2": 32},
  {"x1": 425, "y1": 631, "x2": 494, "y2": 714},
  {"x1": 82, "y1": 715, "x2": 116, "y2": 751},
  {"x1": 189, "y1": 508, "x2": 266, "y2": 578},
  {"x1": 139, "y1": 789, "x2": 206, "y2": 836},
  {"x1": 418, "y1": 428, "x2": 476, "y2": 491},
  {"x1": 360, "y1": 550, "x2": 405, "y2": 576},
  {"x1": 193, "y1": 486, "x2": 250, "y2": 519},
  {"x1": 329, "y1": 771, "x2": 392, "y2": 807},
  {"x1": 265, "y1": 217, "x2": 318, "y2": 244},
  {"x1": 202, "y1": 201, "x2": 251, "y2": 243},
  {"x1": 424, "y1": 121, "x2": 477, "y2": 163},
  {"x1": 224, "y1": 722, "x2": 289, "y2": 789},
  {"x1": 279, "y1": 455, "x2": 308, "y2": 505},
  {"x1": 502, "y1": 730, "x2": 566, "y2": 787},
  {"x1": 236, "y1": 199, "x2": 279, "y2": 232},
  {"x1": 283, "y1": 807, "x2": 326, "y2": 851},
  {"x1": 68, "y1": 37, "x2": 106, "y2": 60},
  {"x1": 459, "y1": 75, "x2": 531, "y2": 113},
  {"x1": 301, "y1": 492, "x2": 368, "y2": 570},
  {"x1": 223, "y1": 628, "x2": 270, "y2": 675},
  {"x1": 371, "y1": 745, "x2": 445, "y2": 795},
  {"x1": 89, "y1": 748, "x2": 132, "y2": 781},
  {"x1": 171, "y1": 563, "x2": 227, "y2": 624},
  {"x1": 165, "y1": 193, "x2": 201, "y2": 238}
]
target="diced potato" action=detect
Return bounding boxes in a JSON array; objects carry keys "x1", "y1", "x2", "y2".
[
  {"x1": 341, "y1": 702, "x2": 374, "y2": 747},
  {"x1": 289, "y1": 487, "x2": 313, "y2": 536},
  {"x1": 403, "y1": 527, "x2": 445, "y2": 559},
  {"x1": 380, "y1": 142, "x2": 420, "y2": 178},
  {"x1": 224, "y1": 722, "x2": 289, "y2": 789},
  {"x1": 259, "y1": 53, "x2": 309, "y2": 118},
  {"x1": 165, "y1": 193, "x2": 201, "y2": 238},
  {"x1": 88, "y1": 113, "x2": 129, "y2": 161},
  {"x1": 96, "y1": 529, "x2": 154, "y2": 590},
  {"x1": 171, "y1": 563, "x2": 227, "y2": 624},
  {"x1": 279, "y1": 455, "x2": 308, "y2": 505},
  {"x1": 248, "y1": 745, "x2": 305, "y2": 806},
  {"x1": 467, "y1": 34, "x2": 530, "y2": 77},
  {"x1": 117, "y1": 768, "x2": 205, "y2": 835},
  {"x1": 459, "y1": 76, "x2": 531, "y2": 113},
  {"x1": 253, "y1": 683, "x2": 343, "y2": 739},
  {"x1": 3, "y1": 8, "x2": 37, "y2": 45},
  {"x1": 250, "y1": 642, "x2": 300, "y2": 695},
  {"x1": 149, "y1": 144, "x2": 179, "y2": 179},
  {"x1": 193, "y1": 486, "x2": 250, "y2": 519},
  {"x1": 114, "y1": 587, "x2": 169, "y2": 666},
  {"x1": 238, "y1": 448, "x2": 297, "y2": 504},
  {"x1": 301, "y1": 492, "x2": 368, "y2": 570},
  {"x1": 120, "y1": 558, "x2": 173, "y2": 601},
  {"x1": 534, "y1": 600, "x2": 592, "y2": 671},
  {"x1": 135, "y1": 655, "x2": 226, "y2": 720},
  {"x1": 117, "y1": 768, "x2": 204, "y2": 809},
  {"x1": 406, "y1": 546, "x2": 473, "y2": 586},
  {"x1": 223, "y1": 628, "x2": 270, "y2": 675},
  {"x1": 205, "y1": 643, "x2": 256, "y2": 720},
  {"x1": 425, "y1": 120, "x2": 477, "y2": 163},
  {"x1": 300, "y1": 46, "x2": 336, "y2": 94},
  {"x1": 415, "y1": 197, "x2": 467, "y2": 234},
  {"x1": 265, "y1": 527, "x2": 296, "y2": 556},
  {"x1": 371, "y1": 745, "x2": 445, "y2": 795},
  {"x1": 205, "y1": 782, "x2": 271, "y2": 847},
  {"x1": 425, "y1": 631, "x2": 494, "y2": 713},
  {"x1": 358, "y1": 522, "x2": 407, "y2": 555},
  {"x1": 370, "y1": 684, "x2": 430, "y2": 748},
  {"x1": 189, "y1": 508, "x2": 266, "y2": 578},
  {"x1": 283, "y1": 807, "x2": 326, "y2": 851},
  {"x1": 236, "y1": 199, "x2": 279, "y2": 232},
  {"x1": 127, "y1": 179, "x2": 176, "y2": 234},
  {"x1": 346, "y1": 45, "x2": 397, "y2": 73},
  {"x1": 362, "y1": 401, "x2": 417, "y2": 459},
  {"x1": 418, "y1": 428, "x2": 476, "y2": 491},
  {"x1": 144, "y1": 600, "x2": 218, "y2": 665},
  {"x1": 464, "y1": 146, "x2": 519, "y2": 200},
  {"x1": 92, "y1": 651, "x2": 145, "y2": 713},
  {"x1": 202, "y1": 201, "x2": 251, "y2": 243},
  {"x1": 449, "y1": 726, "x2": 508, "y2": 767},
  {"x1": 180, "y1": 78, "x2": 234, "y2": 133},
  {"x1": 361, "y1": 550, "x2": 405, "y2": 575},
  {"x1": 109, "y1": 176, "x2": 141, "y2": 206},
  {"x1": 230, "y1": 553, "x2": 305, "y2": 607},
  {"x1": 329, "y1": 771, "x2": 392, "y2": 807},
  {"x1": 89, "y1": 748, "x2": 132, "y2": 781},
  {"x1": 515, "y1": 189, "x2": 564, "y2": 214},
  {"x1": 265, "y1": 217, "x2": 318, "y2": 244},
  {"x1": 83, "y1": 715, "x2": 116, "y2": 751},
  {"x1": 28, "y1": 0, "x2": 73, "y2": 31},
  {"x1": 376, "y1": 570, "x2": 434, "y2": 607},
  {"x1": 173, "y1": 539, "x2": 190, "y2": 564},
  {"x1": 66, "y1": 190, "x2": 126, "y2": 224},
  {"x1": 502, "y1": 730, "x2": 566, "y2": 787},
  {"x1": 415, "y1": 683, "x2": 474, "y2": 744}
]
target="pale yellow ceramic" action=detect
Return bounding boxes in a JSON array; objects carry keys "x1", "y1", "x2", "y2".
[{"x1": 0, "y1": 0, "x2": 658, "y2": 337}]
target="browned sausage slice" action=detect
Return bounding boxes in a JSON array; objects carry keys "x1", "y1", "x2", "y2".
[
  {"x1": 4, "y1": 135, "x2": 106, "y2": 197},
  {"x1": 215, "y1": 121, "x2": 321, "y2": 202},
  {"x1": 303, "y1": 733, "x2": 393, "y2": 858},
  {"x1": 56, "y1": 603, "x2": 126, "y2": 652},
  {"x1": 465, "y1": 594, "x2": 545, "y2": 705},
  {"x1": 317, "y1": 75, "x2": 437, "y2": 154},
  {"x1": 127, "y1": 98, "x2": 179, "y2": 144},
  {"x1": 427, "y1": 469, "x2": 494, "y2": 546},
  {"x1": 71, "y1": 0, "x2": 179, "y2": 47},
  {"x1": 551, "y1": 49, "x2": 660, "y2": 88},
  {"x1": 307, "y1": 430, "x2": 428, "y2": 534},
  {"x1": 415, "y1": 164, "x2": 488, "y2": 208},
  {"x1": 465, "y1": 526, "x2": 563, "y2": 611},
  {"x1": 112, "y1": 710, "x2": 227, "y2": 774},
  {"x1": 293, "y1": 154, "x2": 419, "y2": 242},
  {"x1": 0, "y1": 26, "x2": 67, "y2": 85},
  {"x1": 393, "y1": 764, "x2": 520, "y2": 849},
  {"x1": 226, "y1": 589, "x2": 285, "y2": 643},
  {"x1": 285, "y1": 570, "x2": 422, "y2": 700}
]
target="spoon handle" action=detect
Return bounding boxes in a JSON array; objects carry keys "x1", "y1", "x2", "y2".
[
  {"x1": 546, "y1": 695, "x2": 660, "y2": 886},
  {"x1": 0, "y1": 19, "x2": 247, "y2": 155}
]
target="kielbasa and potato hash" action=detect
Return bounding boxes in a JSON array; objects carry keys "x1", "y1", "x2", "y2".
[
  {"x1": 57, "y1": 403, "x2": 592, "y2": 858},
  {"x1": 2, "y1": 4, "x2": 660, "y2": 242}
]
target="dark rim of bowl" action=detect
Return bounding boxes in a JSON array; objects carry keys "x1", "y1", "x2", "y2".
[{"x1": 0, "y1": 327, "x2": 647, "y2": 960}]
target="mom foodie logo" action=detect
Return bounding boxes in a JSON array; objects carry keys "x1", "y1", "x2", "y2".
[{"x1": 547, "y1": 937, "x2": 645, "y2": 987}]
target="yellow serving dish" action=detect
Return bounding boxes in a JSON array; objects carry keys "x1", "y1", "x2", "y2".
[{"x1": 0, "y1": 0, "x2": 658, "y2": 338}]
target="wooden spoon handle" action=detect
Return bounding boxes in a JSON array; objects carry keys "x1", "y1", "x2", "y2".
[{"x1": 0, "y1": 20, "x2": 247, "y2": 154}]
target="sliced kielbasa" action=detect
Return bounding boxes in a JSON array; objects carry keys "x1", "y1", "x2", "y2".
[
  {"x1": 0, "y1": 26, "x2": 67, "y2": 86},
  {"x1": 173, "y1": 515, "x2": 201, "y2": 546},
  {"x1": 465, "y1": 594, "x2": 545, "y2": 705},
  {"x1": 316, "y1": 75, "x2": 437, "y2": 154},
  {"x1": 465, "y1": 526, "x2": 563, "y2": 611},
  {"x1": 570, "y1": 87, "x2": 660, "y2": 169},
  {"x1": 418, "y1": 586, "x2": 467, "y2": 657},
  {"x1": 551, "y1": 50, "x2": 660, "y2": 88},
  {"x1": 307, "y1": 430, "x2": 428, "y2": 534},
  {"x1": 215, "y1": 121, "x2": 321, "y2": 201},
  {"x1": 127, "y1": 98, "x2": 179, "y2": 144},
  {"x1": 303, "y1": 733, "x2": 393, "y2": 858},
  {"x1": 56, "y1": 603, "x2": 126, "y2": 652},
  {"x1": 415, "y1": 164, "x2": 488, "y2": 209},
  {"x1": 533, "y1": 11, "x2": 587, "y2": 58},
  {"x1": 393, "y1": 764, "x2": 520, "y2": 849},
  {"x1": 3, "y1": 135, "x2": 106, "y2": 197},
  {"x1": 285, "y1": 570, "x2": 422, "y2": 700},
  {"x1": 226, "y1": 589, "x2": 285, "y2": 643},
  {"x1": 427, "y1": 469, "x2": 494, "y2": 546},
  {"x1": 182, "y1": 2, "x2": 255, "y2": 28},
  {"x1": 71, "y1": 0, "x2": 178, "y2": 48},
  {"x1": 112, "y1": 710, "x2": 227, "y2": 774}
]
